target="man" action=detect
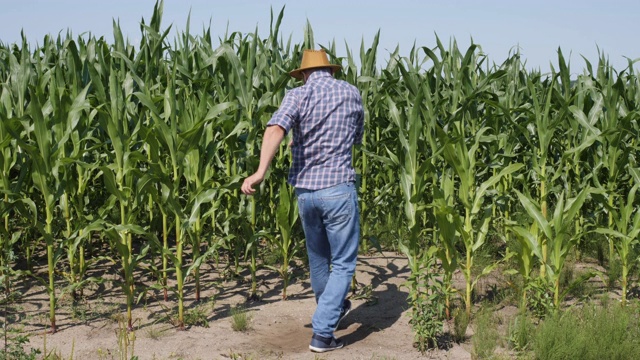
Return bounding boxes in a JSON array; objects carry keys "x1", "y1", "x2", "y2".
[{"x1": 241, "y1": 49, "x2": 364, "y2": 353}]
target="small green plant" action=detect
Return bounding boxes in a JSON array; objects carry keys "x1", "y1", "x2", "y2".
[
  {"x1": 452, "y1": 306, "x2": 469, "y2": 343},
  {"x1": 0, "y1": 334, "x2": 41, "y2": 360},
  {"x1": 2, "y1": 283, "x2": 40, "y2": 360},
  {"x1": 351, "y1": 283, "x2": 378, "y2": 306},
  {"x1": 533, "y1": 303, "x2": 640, "y2": 360},
  {"x1": 145, "y1": 325, "x2": 169, "y2": 341},
  {"x1": 369, "y1": 356, "x2": 397, "y2": 360},
  {"x1": 231, "y1": 305, "x2": 251, "y2": 332},
  {"x1": 226, "y1": 350, "x2": 258, "y2": 359},
  {"x1": 406, "y1": 249, "x2": 446, "y2": 352},
  {"x1": 471, "y1": 307, "x2": 499, "y2": 360},
  {"x1": 559, "y1": 260, "x2": 575, "y2": 290},
  {"x1": 507, "y1": 311, "x2": 535, "y2": 352},
  {"x1": 526, "y1": 278, "x2": 554, "y2": 318},
  {"x1": 607, "y1": 258, "x2": 622, "y2": 291},
  {"x1": 70, "y1": 301, "x2": 90, "y2": 323},
  {"x1": 172, "y1": 296, "x2": 215, "y2": 328},
  {"x1": 115, "y1": 319, "x2": 137, "y2": 360},
  {"x1": 184, "y1": 303, "x2": 211, "y2": 328}
]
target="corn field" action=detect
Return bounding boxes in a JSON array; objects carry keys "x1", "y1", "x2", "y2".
[{"x1": 1, "y1": 2, "x2": 639, "y2": 350}]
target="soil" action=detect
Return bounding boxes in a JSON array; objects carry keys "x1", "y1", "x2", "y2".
[{"x1": 6, "y1": 251, "x2": 603, "y2": 360}]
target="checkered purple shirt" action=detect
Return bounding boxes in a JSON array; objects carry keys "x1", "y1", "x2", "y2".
[{"x1": 267, "y1": 69, "x2": 364, "y2": 190}]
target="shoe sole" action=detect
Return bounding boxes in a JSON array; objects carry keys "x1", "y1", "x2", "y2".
[{"x1": 309, "y1": 343, "x2": 344, "y2": 353}]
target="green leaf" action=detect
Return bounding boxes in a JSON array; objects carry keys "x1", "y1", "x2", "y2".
[
  {"x1": 472, "y1": 163, "x2": 524, "y2": 214},
  {"x1": 515, "y1": 190, "x2": 552, "y2": 240}
]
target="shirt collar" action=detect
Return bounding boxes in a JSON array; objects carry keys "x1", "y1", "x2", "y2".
[{"x1": 306, "y1": 68, "x2": 333, "y2": 81}]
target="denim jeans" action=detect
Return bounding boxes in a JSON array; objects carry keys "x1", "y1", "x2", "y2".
[{"x1": 296, "y1": 182, "x2": 360, "y2": 338}]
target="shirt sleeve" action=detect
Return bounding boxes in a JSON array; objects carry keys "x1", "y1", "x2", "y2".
[
  {"x1": 354, "y1": 93, "x2": 365, "y2": 145},
  {"x1": 267, "y1": 90, "x2": 299, "y2": 134}
]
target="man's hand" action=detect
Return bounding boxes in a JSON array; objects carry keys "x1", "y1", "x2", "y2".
[{"x1": 241, "y1": 172, "x2": 264, "y2": 195}]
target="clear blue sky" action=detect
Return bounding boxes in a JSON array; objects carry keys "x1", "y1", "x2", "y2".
[{"x1": 1, "y1": 0, "x2": 638, "y2": 74}]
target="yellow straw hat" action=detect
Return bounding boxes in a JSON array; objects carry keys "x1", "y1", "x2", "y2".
[{"x1": 289, "y1": 49, "x2": 341, "y2": 79}]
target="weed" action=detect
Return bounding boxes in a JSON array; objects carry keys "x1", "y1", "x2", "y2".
[
  {"x1": 2, "y1": 282, "x2": 40, "y2": 360},
  {"x1": 533, "y1": 303, "x2": 640, "y2": 360},
  {"x1": 0, "y1": 334, "x2": 41, "y2": 360},
  {"x1": 96, "y1": 348, "x2": 111, "y2": 360},
  {"x1": 451, "y1": 307, "x2": 469, "y2": 343},
  {"x1": 507, "y1": 311, "x2": 534, "y2": 352},
  {"x1": 568, "y1": 276, "x2": 597, "y2": 300},
  {"x1": 471, "y1": 307, "x2": 499, "y2": 360},
  {"x1": 557, "y1": 261, "x2": 597, "y2": 301},
  {"x1": 559, "y1": 260, "x2": 574, "y2": 290},
  {"x1": 115, "y1": 318, "x2": 137, "y2": 360},
  {"x1": 226, "y1": 351, "x2": 258, "y2": 360},
  {"x1": 144, "y1": 325, "x2": 169, "y2": 341},
  {"x1": 184, "y1": 304, "x2": 210, "y2": 328},
  {"x1": 351, "y1": 283, "x2": 378, "y2": 306},
  {"x1": 231, "y1": 305, "x2": 251, "y2": 332},
  {"x1": 40, "y1": 347, "x2": 70, "y2": 360},
  {"x1": 405, "y1": 251, "x2": 446, "y2": 353},
  {"x1": 369, "y1": 356, "x2": 398, "y2": 360},
  {"x1": 526, "y1": 278, "x2": 554, "y2": 318},
  {"x1": 607, "y1": 258, "x2": 622, "y2": 291},
  {"x1": 482, "y1": 283, "x2": 511, "y2": 306},
  {"x1": 109, "y1": 309, "x2": 126, "y2": 324},
  {"x1": 70, "y1": 301, "x2": 89, "y2": 323},
  {"x1": 154, "y1": 296, "x2": 216, "y2": 329}
]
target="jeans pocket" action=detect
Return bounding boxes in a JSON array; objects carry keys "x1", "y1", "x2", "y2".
[{"x1": 320, "y1": 192, "x2": 352, "y2": 224}]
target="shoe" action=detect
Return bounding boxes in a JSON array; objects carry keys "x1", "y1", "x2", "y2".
[
  {"x1": 335, "y1": 299, "x2": 351, "y2": 330},
  {"x1": 309, "y1": 333, "x2": 344, "y2": 353}
]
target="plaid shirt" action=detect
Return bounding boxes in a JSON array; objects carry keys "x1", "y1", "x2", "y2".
[{"x1": 267, "y1": 69, "x2": 364, "y2": 190}]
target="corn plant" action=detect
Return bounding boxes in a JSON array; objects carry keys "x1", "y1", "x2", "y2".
[
  {"x1": 94, "y1": 22, "x2": 157, "y2": 330},
  {"x1": 0, "y1": 81, "x2": 34, "y2": 288},
  {"x1": 432, "y1": 169, "x2": 459, "y2": 317},
  {"x1": 563, "y1": 73, "x2": 603, "y2": 257},
  {"x1": 594, "y1": 168, "x2": 640, "y2": 305},
  {"x1": 383, "y1": 67, "x2": 447, "y2": 348},
  {"x1": 265, "y1": 179, "x2": 299, "y2": 299},
  {"x1": 590, "y1": 60, "x2": 634, "y2": 268},
  {"x1": 5, "y1": 64, "x2": 91, "y2": 331},
  {"x1": 46, "y1": 39, "x2": 95, "y2": 299},
  {"x1": 429, "y1": 42, "x2": 523, "y2": 317},
  {"x1": 440, "y1": 126, "x2": 523, "y2": 316},
  {"x1": 515, "y1": 187, "x2": 590, "y2": 308},
  {"x1": 506, "y1": 221, "x2": 539, "y2": 308}
]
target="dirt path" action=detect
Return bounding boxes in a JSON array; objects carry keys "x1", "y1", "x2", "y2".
[{"x1": 16, "y1": 253, "x2": 472, "y2": 359}]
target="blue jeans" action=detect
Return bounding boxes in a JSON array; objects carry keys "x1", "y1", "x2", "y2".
[{"x1": 296, "y1": 182, "x2": 360, "y2": 338}]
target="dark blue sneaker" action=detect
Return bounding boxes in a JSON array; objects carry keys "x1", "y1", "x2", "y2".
[
  {"x1": 309, "y1": 333, "x2": 344, "y2": 353},
  {"x1": 335, "y1": 299, "x2": 352, "y2": 330}
]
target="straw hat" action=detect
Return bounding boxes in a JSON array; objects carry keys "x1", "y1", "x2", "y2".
[{"x1": 289, "y1": 49, "x2": 341, "y2": 79}]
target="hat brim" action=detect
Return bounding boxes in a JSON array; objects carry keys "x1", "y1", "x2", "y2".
[{"x1": 289, "y1": 64, "x2": 341, "y2": 80}]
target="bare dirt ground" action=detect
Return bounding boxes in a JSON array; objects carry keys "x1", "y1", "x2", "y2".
[{"x1": 7, "y1": 251, "x2": 484, "y2": 360}]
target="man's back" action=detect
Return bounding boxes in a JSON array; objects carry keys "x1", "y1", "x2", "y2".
[{"x1": 268, "y1": 68, "x2": 364, "y2": 190}]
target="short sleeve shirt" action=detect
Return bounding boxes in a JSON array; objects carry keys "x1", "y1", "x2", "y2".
[{"x1": 267, "y1": 69, "x2": 364, "y2": 190}]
